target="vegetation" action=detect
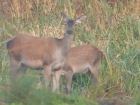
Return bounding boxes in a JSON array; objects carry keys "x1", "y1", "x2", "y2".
[{"x1": 0, "y1": 0, "x2": 140, "y2": 104}]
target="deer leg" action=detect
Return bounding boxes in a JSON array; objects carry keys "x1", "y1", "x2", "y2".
[
  {"x1": 52, "y1": 69, "x2": 62, "y2": 93},
  {"x1": 65, "y1": 71, "x2": 73, "y2": 95},
  {"x1": 18, "y1": 64, "x2": 27, "y2": 78},
  {"x1": 43, "y1": 65, "x2": 52, "y2": 89},
  {"x1": 9, "y1": 58, "x2": 21, "y2": 82},
  {"x1": 89, "y1": 66, "x2": 99, "y2": 85}
]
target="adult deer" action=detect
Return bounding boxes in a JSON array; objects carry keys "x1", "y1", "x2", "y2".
[
  {"x1": 53, "y1": 45, "x2": 104, "y2": 94},
  {"x1": 6, "y1": 12, "x2": 86, "y2": 91}
]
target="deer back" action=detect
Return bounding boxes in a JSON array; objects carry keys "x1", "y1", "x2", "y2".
[{"x1": 63, "y1": 45, "x2": 104, "y2": 73}]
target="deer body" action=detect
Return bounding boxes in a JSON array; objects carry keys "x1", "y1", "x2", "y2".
[
  {"x1": 7, "y1": 35, "x2": 71, "y2": 70},
  {"x1": 55, "y1": 45, "x2": 104, "y2": 94},
  {"x1": 7, "y1": 13, "x2": 86, "y2": 91}
]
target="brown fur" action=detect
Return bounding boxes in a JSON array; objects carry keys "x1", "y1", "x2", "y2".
[
  {"x1": 54, "y1": 45, "x2": 104, "y2": 94},
  {"x1": 7, "y1": 13, "x2": 87, "y2": 92}
]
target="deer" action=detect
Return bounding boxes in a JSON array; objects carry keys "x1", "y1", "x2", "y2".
[
  {"x1": 53, "y1": 44, "x2": 104, "y2": 94},
  {"x1": 6, "y1": 12, "x2": 87, "y2": 91}
]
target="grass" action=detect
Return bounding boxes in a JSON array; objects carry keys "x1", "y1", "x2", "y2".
[
  {"x1": 0, "y1": 0, "x2": 140, "y2": 104},
  {"x1": 0, "y1": 76, "x2": 97, "y2": 105}
]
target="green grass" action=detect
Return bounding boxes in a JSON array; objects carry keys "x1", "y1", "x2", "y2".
[
  {"x1": 0, "y1": 0, "x2": 140, "y2": 104},
  {"x1": 0, "y1": 76, "x2": 97, "y2": 105}
]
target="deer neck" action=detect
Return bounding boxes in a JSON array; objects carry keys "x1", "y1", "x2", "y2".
[{"x1": 61, "y1": 33, "x2": 73, "y2": 53}]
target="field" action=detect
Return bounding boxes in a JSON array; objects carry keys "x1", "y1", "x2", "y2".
[{"x1": 0, "y1": 0, "x2": 140, "y2": 105}]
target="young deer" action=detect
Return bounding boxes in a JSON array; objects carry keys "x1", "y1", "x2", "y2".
[
  {"x1": 53, "y1": 45, "x2": 104, "y2": 94},
  {"x1": 6, "y1": 12, "x2": 86, "y2": 91}
]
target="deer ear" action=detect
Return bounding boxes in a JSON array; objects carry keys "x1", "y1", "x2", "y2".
[
  {"x1": 75, "y1": 15, "x2": 87, "y2": 25},
  {"x1": 61, "y1": 12, "x2": 69, "y2": 21}
]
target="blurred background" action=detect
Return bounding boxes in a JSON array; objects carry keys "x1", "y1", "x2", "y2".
[{"x1": 0, "y1": 0, "x2": 140, "y2": 105}]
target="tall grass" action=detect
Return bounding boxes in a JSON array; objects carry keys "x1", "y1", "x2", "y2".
[{"x1": 0, "y1": 0, "x2": 140, "y2": 104}]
